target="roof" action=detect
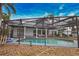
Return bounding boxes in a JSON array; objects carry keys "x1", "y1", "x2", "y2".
[{"x1": 8, "y1": 16, "x2": 79, "y2": 29}]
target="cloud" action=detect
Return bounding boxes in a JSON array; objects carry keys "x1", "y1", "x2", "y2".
[
  {"x1": 42, "y1": 12, "x2": 49, "y2": 17},
  {"x1": 11, "y1": 14, "x2": 46, "y2": 20},
  {"x1": 67, "y1": 9, "x2": 79, "y2": 16},
  {"x1": 59, "y1": 4, "x2": 64, "y2": 10},
  {"x1": 67, "y1": 12, "x2": 75, "y2": 16},
  {"x1": 67, "y1": 10, "x2": 79, "y2": 16},
  {"x1": 37, "y1": 12, "x2": 50, "y2": 17},
  {"x1": 58, "y1": 13, "x2": 65, "y2": 16},
  {"x1": 11, "y1": 15, "x2": 34, "y2": 20}
]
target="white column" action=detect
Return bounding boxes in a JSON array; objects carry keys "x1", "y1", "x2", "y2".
[
  {"x1": 0, "y1": 19, "x2": 3, "y2": 26},
  {"x1": 45, "y1": 29, "x2": 47, "y2": 38},
  {"x1": 24, "y1": 27, "x2": 26, "y2": 39},
  {"x1": 0, "y1": 20, "x2": 2, "y2": 26},
  {"x1": 67, "y1": 27, "x2": 69, "y2": 37},
  {"x1": 36, "y1": 28, "x2": 38, "y2": 38}
]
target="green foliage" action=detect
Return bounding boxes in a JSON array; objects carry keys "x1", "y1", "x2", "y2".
[
  {"x1": 0, "y1": 3, "x2": 16, "y2": 44},
  {"x1": 2, "y1": 28, "x2": 9, "y2": 35}
]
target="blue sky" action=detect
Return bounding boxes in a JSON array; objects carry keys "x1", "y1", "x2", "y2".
[{"x1": 3, "y1": 3, "x2": 79, "y2": 20}]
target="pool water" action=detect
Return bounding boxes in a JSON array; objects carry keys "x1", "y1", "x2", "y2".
[{"x1": 12, "y1": 38, "x2": 78, "y2": 47}]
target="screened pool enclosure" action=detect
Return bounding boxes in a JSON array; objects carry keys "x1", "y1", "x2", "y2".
[{"x1": 7, "y1": 15, "x2": 79, "y2": 48}]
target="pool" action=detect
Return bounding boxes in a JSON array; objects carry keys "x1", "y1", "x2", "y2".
[{"x1": 12, "y1": 38, "x2": 78, "y2": 47}]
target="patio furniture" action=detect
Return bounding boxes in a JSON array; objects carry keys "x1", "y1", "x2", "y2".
[{"x1": 6, "y1": 38, "x2": 13, "y2": 43}]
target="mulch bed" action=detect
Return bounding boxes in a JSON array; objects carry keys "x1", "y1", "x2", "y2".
[{"x1": 0, "y1": 44, "x2": 79, "y2": 56}]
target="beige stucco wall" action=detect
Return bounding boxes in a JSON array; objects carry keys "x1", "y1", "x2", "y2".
[
  {"x1": 25, "y1": 28, "x2": 34, "y2": 37},
  {"x1": 13, "y1": 28, "x2": 17, "y2": 38}
]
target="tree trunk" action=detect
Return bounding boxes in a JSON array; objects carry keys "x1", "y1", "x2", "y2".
[
  {"x1": 0, "y1": 3, "x2": 2, "y2": 19},
  {"x1": 0, "y1": 3, "x2": 2, "y2": 44},
  {"x1": 2, "y1": 22, "x2": 5, "y2": 44}
]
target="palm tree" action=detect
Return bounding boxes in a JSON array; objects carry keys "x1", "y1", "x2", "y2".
[
  {"x1": 0, "y1": 3, "x2": 16, "y2": 22},
  {"x1": 0, "y1": 3, "x2": 16, "y2": 44},
  {"x1": 0, "y1": 13, "x2": 10, "y2": 44}
]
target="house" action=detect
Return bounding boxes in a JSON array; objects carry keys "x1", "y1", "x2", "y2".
[{"x1": 8, "y1": 16, "x2": 79, "y2": 39}]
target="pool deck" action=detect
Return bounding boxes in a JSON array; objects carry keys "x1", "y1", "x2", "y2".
[{"x1": 0, "y1": 44, "x2": 79, "y2": 56}]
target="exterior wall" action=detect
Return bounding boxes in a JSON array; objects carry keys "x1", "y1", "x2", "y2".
[
  {"x1": 48, "y1": 30, "x2": 54, "y2": 37},
  {"x1": 17, "y1": 27, "x2": 24, "y2": 38},
  {"x1": 12, "y1": 27, "x2": 24, "y2": 38},
  {"x1": 48, "y1": 30, "x2": 59, "y2": 37},
  {"x1": 13, "y1": 27, "x2": 17, "y2": 38},
  {"x1": 48, "y1": 30, "x2": 52, "y2": 35},
  {"x1": 25, "y1": 28, "x2": 34, "y2": 37},
  {"x1": 11, "y1": 27, "x2": 34, "y2": 38}
]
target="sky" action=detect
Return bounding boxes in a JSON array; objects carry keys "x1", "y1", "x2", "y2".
[{"x1": 3, "y1": 3, "x2": 79, "y2": 20}]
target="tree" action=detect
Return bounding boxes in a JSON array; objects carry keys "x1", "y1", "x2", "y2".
[
  {"x1": 0, "y1": 3, "x2": 16, "y2": 21},
  {"x1": 0, "y1": 3, "x2": 16, "y2": 44}
]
